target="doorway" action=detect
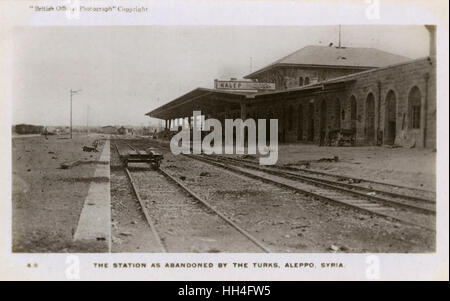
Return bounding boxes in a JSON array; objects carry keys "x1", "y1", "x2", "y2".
[
  {"x1": 297, "y1": 104, "x2": 303, "y2": 140},
  {"x1": 320, "y1": 100, "x2": 327, "y2": 145},
  {"x1": 308, "y1": 103, "x2": 315, "y2": 141},
  {"x1": 385, "y1": 90, "x2": 397, "y2": 145},
  {"x1": 350, "y1": 96, "x2": 357, "y2": 131},
  {"x1": 266, "y1": 109, "x2": 272, "y2": 142},
  {"x1": 365, "y1": 93, "x2": 376, "y2": 144},
  {"x1": 335, "y1": 98, "x2": 341, "y2": 129}
]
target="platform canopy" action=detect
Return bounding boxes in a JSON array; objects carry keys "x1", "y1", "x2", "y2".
[
  {"x1": 146, "y1": 77, "x2": 357, "y2": 120},
  {"x1": 145, "y1": 87, "x2": 253, "y2": 120}
]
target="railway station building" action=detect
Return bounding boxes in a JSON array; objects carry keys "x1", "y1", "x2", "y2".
[{"x1": 146, "y1": 28, "x2": 436, "y2": 149}]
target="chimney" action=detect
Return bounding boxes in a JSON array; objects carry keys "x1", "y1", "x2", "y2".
[{"x1": 425, "y1": 25, "x2": 436, "y2": 58}]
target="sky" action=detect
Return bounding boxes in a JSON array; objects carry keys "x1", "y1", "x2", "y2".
[{"x1": 12, "y1": 25, "x2": 430, "y2": 127}]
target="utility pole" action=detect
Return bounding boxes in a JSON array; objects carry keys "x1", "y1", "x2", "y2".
[
  {"x1": 338, "y1": 25, "x2": 342, "y2": 48},
  {"x1": 70, "y1": 89, "x2": 82, "y2": 139}
]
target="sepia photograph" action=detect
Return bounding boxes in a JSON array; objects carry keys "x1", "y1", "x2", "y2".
[
  {"x1": 1, "y1": 0, "x2": 448, "y2": 282},
  {"x1": 11, "y1": 25, "x2": 437, "y2": 253}
]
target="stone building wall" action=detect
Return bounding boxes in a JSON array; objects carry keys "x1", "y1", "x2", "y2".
[
  {"x1": 252, "y1": 66, "x2": 370, "y2": 90},
  {"x1": 248, "y1": 57, "x2": 436, "y2": 148}
]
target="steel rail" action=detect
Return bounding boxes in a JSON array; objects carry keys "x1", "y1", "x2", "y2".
[
  {"x1": 140, "y1": 139, "x2": 434, "y2": 198},
  {"x1": 207, "y1": 155, "x2": 435, "y2": 215},
  {"x1": 185, "y1": 154, "x2": 435, "y2": 232},
  {"x1": 117, "y1": 141, "x2": 271, "y2": 253},
  {"x1": 215, "y1": 155, "x2": 434, "y2": 204},
  {"x1": 158, "y1": 167, "x2": 272, "y2": 253},
  {"x1": 138, "y1": 140, "x2": 435, "y2": 219},
  {"x1": 132, "y1": 140, "x2": 436, "y2": 232},
  {"x1": 260, "y1": 158, "x2": 432, "y2": 195},
  {"x1": 114, "y1": 143, "x2": 167, "y2": 252}
]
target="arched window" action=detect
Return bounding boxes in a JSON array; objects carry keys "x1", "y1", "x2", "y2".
[
  {"x1": 408, "y1": 86, "x2": 421, "y2": 129},
  {"x1": 304, "y1": 77, "x2": 310, "y2": 85},
  {"x1": 299, "y1": 77, "x2": 304, "y2": 86}
]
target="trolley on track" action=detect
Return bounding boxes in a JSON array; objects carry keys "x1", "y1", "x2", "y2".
[{"x1": 121, "y1": 148, "x2": 163, "y2": 169}]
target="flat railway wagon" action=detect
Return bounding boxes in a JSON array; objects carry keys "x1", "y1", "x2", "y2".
[{"x1": 120, "y1": 145, "x2": 163, "y2": 169}]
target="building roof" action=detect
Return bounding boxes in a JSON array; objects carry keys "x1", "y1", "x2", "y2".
[
  {"x1": 146, "y1": 52, "x2": 426, "y2": 122},
  {"x1": 244, "y1": 45, "x2": 411, "y2": 78}
]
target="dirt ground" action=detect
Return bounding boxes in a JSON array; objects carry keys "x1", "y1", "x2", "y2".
[
  {"x1": 12, "y1": 134, "x2": 106, "y2": 252},
  {"x1": 274, "y1": 144, "x2": 436, "y2": 191}
]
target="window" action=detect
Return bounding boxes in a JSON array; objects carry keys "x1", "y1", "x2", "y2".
[
  {"x1": 299, "y1": 77, "x2": 304, "y2": 86},
  {"x1": 408, "y1": 86, "x2": 421, "y2": 129},
  {"x1": 304, "y1": 77, "x2": 310, "y2": 85}
]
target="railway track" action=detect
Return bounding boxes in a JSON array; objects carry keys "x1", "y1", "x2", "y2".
[
  {"x1": 118, "y1": 139, "x2": 435, "y2": 232},
  {"x1": 217, "y1": 155, "x2": 435, "y2": 202},
  {"x1": 146, "y1": 138, "x2": 434, "y2": 200},
  {"x1": 133, "y1": 140, "x2": 434, "y2": 230},
  {"x1": 135, "y1": 136, "x2": 434, "y2": 199},
  {"x1": 113, "y1": 142, "x2": 271, "y2": 253},
  {"x1": 204, "y1": 155, "x2": 436, "y2": 214},
  {"x1": 186, "y1": 154, "x2": 435, "y2": 232}
]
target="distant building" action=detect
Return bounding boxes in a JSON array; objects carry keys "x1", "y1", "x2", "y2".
[
  {"x1": 117, "y1": 126, "x2": 134, "y2": 135},
  {"x1": 101, "y1": 126, "x2": 117, "y2": 134},
  {"x1": 13, "y1": 124, "x2": 44, "y2": 135},
  {"x1": 44, "y1": 126, "x2": 61, "y2": 135}
]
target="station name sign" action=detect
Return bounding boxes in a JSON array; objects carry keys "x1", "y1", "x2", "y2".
[{"x1": 214, "y1": 80, "x2": 275, "y2": 91}]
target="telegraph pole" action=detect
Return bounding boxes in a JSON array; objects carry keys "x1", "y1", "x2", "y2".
[
  {"x1": 70, "y1": 89, "x2": 82, "y2": 139},
  {"x1": 338, "y1": 25, "x2": 342, "y2": 48}
]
